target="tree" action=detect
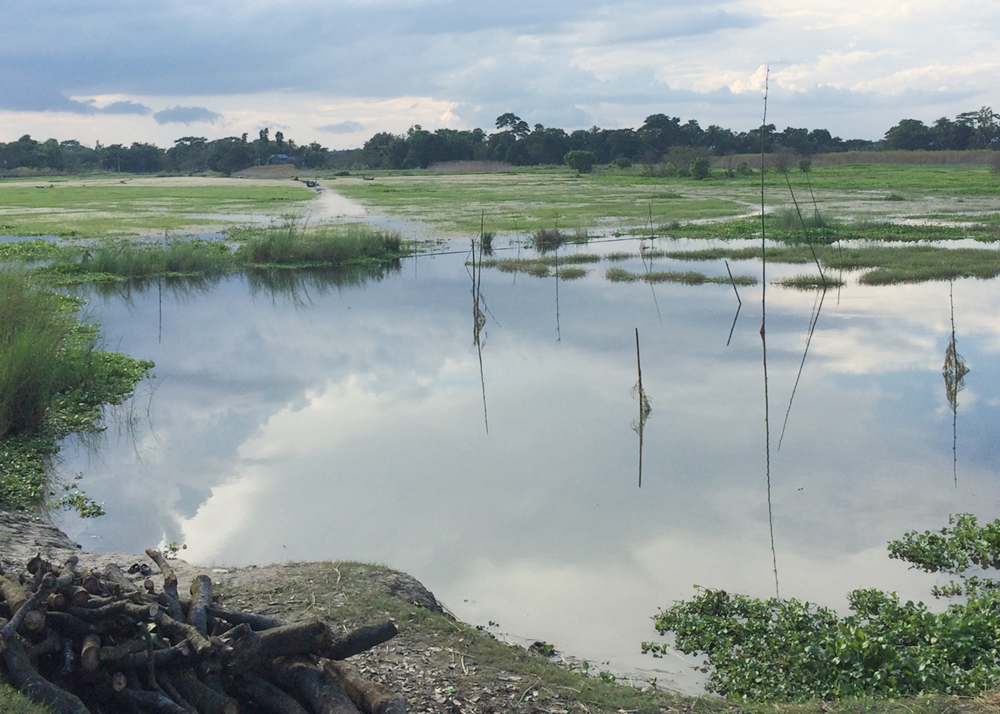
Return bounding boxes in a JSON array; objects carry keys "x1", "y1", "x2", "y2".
[
  {"x1": 883, "y1": 119, "x2": 931, "y2": 151},
  {"x1": 563, "y1": 150, "x2": 597, "y2": 174},
  {"x1": 956, "y1": 106, "x2": 1000, "y2": 149},
  {"x1": 495, "y1": 113, "x2": 529, "y2": 138}
]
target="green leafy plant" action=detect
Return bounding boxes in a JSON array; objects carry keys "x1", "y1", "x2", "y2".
[{"x1": 645, "y1": 514, "x2": 1000, "y2": 702}]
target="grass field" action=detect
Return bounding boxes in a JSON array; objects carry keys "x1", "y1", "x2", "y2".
[
  {"x1": 0, "y1": 175, "x2": 314, "y2": 238},
  {"x1": 328, "y1": 161, "x2": 1000, "y2": 238}
]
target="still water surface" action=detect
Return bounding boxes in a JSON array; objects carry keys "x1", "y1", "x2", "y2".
[{"x1": 57, "y1": 238, "x2": 1000, "y2": 692}]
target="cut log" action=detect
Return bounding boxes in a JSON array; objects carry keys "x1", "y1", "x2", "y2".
[
  {"x1": 187, "y1": 575, "x2": 213, "y2": 635},
  {"x1": 115, "y1": 687, "x2": 190, "y2": 714},
  {"x1": 145, "y1": 549, "x2": 180, "y2": 602},
  {"x1": 325, "y1": 659, "x2": 407, "y2": 714},
  {"x1": 2, "y1": 632, "x2": 90, "y2": 714},
  {"x1": 269, "y1": 658, "x2": 361, "y2": 714},
  {"x1": 231, "y1": 672, "x2": 311, "y2": 714},
  {"x1": 319, "y1": 621, "x2": 398, "y2": 660},
  {"x1": 169, "y1": 669, "x2": 238, "y2": 714},
  {"x1": 206, "y1": 605, "x2": 284, "y2": 631},
  {"x1": 0, "y1": 573, "x2": 29, "y2": 614},
  {"x1": 154, "y1": 609, "x2": 214, "y2": 657},
  {"x1": 81, "y1": 634, "x2": 101, "y2": 672},
  {"x1": 225, "y1": 619, "x2": 328, "y2": 674}
]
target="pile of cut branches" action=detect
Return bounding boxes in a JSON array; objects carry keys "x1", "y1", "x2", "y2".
[{"x1": 0, "y1": 548, "x2": 404, "y2": 714}]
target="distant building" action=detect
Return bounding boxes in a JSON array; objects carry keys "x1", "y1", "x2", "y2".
[{"x1": 268, "y1": 154, "x2": 302, "y2": 166}]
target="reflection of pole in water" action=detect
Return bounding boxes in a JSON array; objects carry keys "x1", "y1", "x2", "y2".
[
  {"x1": 759, "y1": 68, "x2": 780, "y2": 599},
  {"x1": 631, "y1": 328, "x2": 652, "y2": 488},
  {"x1": 943, "y1": 281, "x2": 969, "y2": 488},
  {"x1": 554, "y1": 245, "x2": 561, "y2": 343},
  {"x1": 725, "y1": 260, "x2": 742, "y2": 347},
  {"x1": 778, "y1": 288, "x2": 827, "y2": 450},
  {"x1": 469, "y1": 221, "x2": 490, "y2": 434}
]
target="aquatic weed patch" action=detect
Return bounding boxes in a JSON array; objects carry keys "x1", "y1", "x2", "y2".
[{"x1": 0, "y1": 269, "x2": 153, "y2": 512}]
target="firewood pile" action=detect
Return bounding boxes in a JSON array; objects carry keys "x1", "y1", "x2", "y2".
[{"x1": 0, "y1": 548, "x2": 406, "y2": 714}]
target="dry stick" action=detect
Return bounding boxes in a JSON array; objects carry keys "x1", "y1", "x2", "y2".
[
  {"x1": 759, "y1": 66, "x2": 780, "y2": 600},
  {"x1": 635, "y1": 327, "x2": 644, "y2": 489},
  {"x1": 475, "y1": 211, "x2": 490, "y2": 433},
  {"x1": 782, "y1": 171, "x2": 826, "y2": 285}
]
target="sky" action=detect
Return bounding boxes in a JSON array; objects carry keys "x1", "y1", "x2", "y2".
[{"x1": 1, "y1": 0, "x2": 997, "y2": 150}]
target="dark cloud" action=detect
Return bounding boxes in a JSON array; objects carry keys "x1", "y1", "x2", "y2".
[
  {"x1": 317, "y1": 121, "x2": 365, "y2": 134},
  {"x1": 101, "y1": 100, "x2": 151, "y2": 115},
  {"x1": 153, "y1": 106, "x2": 222, "y2": 125}
]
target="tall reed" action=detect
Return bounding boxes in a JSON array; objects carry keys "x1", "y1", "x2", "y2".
[{"x1": 0, "y1": 270, "x2": 88, "y2": 438}]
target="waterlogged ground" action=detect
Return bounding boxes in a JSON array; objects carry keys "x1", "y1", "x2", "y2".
[{"x1": 54, "y1": 219, "x2": 1000, "y2": 693}]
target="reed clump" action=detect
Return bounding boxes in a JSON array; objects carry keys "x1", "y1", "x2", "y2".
[
  {"x1": 533, "y1": 228, "x2": 566, "y2": 253},
  {"x1": 236, "y1": 223, "x2": 404, "y2": 267},
  {"x1": 0, "y1": 270, "x2": 84, "y2": 438}
]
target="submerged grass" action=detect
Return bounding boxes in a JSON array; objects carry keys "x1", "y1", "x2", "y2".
[{"x1": 25, "y1": 224, "x2": 408, "y2": 286}]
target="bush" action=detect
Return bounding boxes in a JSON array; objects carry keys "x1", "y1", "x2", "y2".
[
  {"x1": 614, "y1": 157, "x2": 632, "y2": 169},
  {"x1": 735, "y1": 162, "x2": 753, "y2": 177},
  {"x1": 563, "y1": 150, "x2": 597, "y2": 174},
  {"x1": 690, "y1": 157, "x2": 710, "y2": 180}
]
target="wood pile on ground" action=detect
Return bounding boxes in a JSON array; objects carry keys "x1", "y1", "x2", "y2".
[{"x1": 0, "y1": 548, "x2": 406, "y2": 714}]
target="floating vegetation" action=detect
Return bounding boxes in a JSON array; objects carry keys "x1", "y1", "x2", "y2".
[
  {"x1": 606, "y1": 267, "x2": 757, "y2": 285},
  {"x1": 482, "y1": 254, "x2": 600, "y2": 278},
  {"x1": 557, "y1": 267, "x2": 587, "y2": 280},
  {"x1": 605, "y1": 251, "x2": 635, "y2": 261},
  {"x1": 26, "y1": 223, "x2": 409, "y2": 286},
  {"x1": 533, "y1": 228, "x2": 566, "y2": 253},
  {"x1": 777, "y1": 274, "x2": 845, "y2": 289}
]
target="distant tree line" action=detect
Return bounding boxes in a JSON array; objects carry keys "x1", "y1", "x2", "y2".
[
  {"x1": 0, "y1": 130, "x2": 356, "y2": 176},
  {"x1": 1, "y1": 107, "x2": 996, "y2": 176},
  {"x1": 364, "y1": 107, "x2": 1000, "y2": 170}
]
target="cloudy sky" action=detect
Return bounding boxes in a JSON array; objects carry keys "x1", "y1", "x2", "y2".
[{"x1": 1, "y1": 0, "x2": 996, "y2": 150}]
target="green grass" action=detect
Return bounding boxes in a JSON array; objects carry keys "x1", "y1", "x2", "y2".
[
  {"x1": 654, "y1": 244, "x2": 1000, "y2": 284},
  {"x1": 0, "y1": 178, "x2": 314, "y2": 238},
  {"x1": 606, "y1": 267, "x2": 757, "y2": 285},
  {"x1": 0, "y1": 269, "x2": 153, "y2": 513},
  {"x1": 24, "y1": 224, "x2": 408, "y2": 286},
  {"x1": 331, "y1": 171, "x2": 746, "y2": 235},
  {"x1": 235, "y1": 223, "x2": 404, "y2": 267}
]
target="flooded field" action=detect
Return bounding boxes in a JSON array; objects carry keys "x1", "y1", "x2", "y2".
[{"x1": 53, "y1": 229, "x2": 1000, "y2": 692}]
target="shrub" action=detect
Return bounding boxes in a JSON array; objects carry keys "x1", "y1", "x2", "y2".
[
  {"x1": 563, "y1": 150, "x2": 598, "y2": 174},
  {"x1": 735, "y1": 162, "x2": 753, "y2": 177},
  {"x1": 690, "y1": 157, "x2": 710, "y2": 180},
  {"x1": 614, "y1": 157, "x2": 632, "y2": 169}
]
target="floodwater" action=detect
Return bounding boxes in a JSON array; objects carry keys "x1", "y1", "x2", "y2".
[{"x1": 55, "y1": 229, "x2": 1000, "y2": 693}]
